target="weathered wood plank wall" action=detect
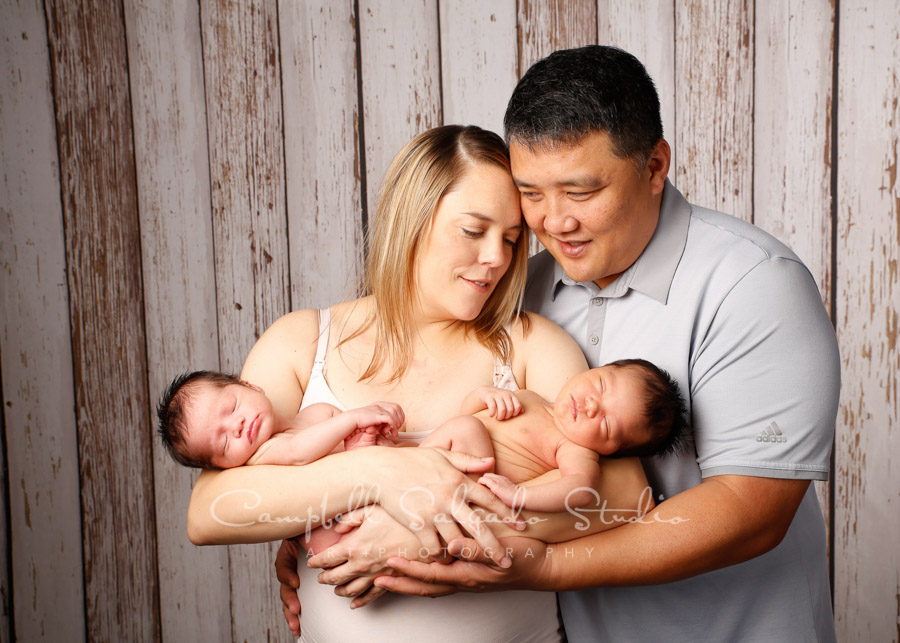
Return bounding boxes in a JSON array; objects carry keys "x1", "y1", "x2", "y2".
[{"x1": 0, "y1": 1, "x2": 897, "y2": 641}]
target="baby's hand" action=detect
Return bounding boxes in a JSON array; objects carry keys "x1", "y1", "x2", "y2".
[
  {"x1": 478, "y1": 472, "x2": 526, "y2": 509},
  {"x1": 351, "y1": 401, "x2": 404, "y2": 439},
  {"x1": 475, "y1": 386, "x2": 523, "y2": 420}
]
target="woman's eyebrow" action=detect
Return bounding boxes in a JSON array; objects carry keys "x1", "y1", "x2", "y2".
[{"x1": 462, "y1": 211, "x2": 523, "y2": 231}]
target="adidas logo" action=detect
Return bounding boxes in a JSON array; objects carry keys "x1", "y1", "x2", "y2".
[{"x1": 757, "y1": 421, "x2": 787, "y2": 443}]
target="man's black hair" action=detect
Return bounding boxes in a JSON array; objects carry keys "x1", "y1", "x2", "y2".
[
  {"x1": 606, "y1": 358, "x2": 690, "y2": 458},
  {"x1": 504, "y1": 45, "x2": 663, "y2": 166},
  {"x1": 156, "y1": 370, "x2": 242, "y2": 469}
]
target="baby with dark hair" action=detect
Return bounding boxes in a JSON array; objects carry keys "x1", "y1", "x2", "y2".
[
  {"x1": 157, "y1": 370, "x2": 404, "y2": 470},
  {"x1": 158, "y1": 358, "x2": 687, "y2": 517}
]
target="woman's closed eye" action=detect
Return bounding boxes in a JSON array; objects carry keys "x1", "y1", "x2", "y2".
[{"x1": 461, "y1": 227, "x2": 483, "y2": 239}]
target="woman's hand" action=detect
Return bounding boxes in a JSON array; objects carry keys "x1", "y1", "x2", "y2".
[
  {"x1": 306, "y1": 505, "x2": 435, "y2": 608},
  {"x1": 366, "y1": 446, "x2": 524, "y2": 566}
]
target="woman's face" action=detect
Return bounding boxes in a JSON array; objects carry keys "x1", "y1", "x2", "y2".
[{"x1": 415, "y1": 163, "x2": 522, "y2": 323}]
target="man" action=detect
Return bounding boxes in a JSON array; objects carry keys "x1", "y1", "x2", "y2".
[{"x1": 375, "y1": 46, "x2": 840, "y2": 641}]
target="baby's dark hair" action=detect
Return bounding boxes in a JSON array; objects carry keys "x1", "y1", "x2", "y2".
[
  {"x1": 606, "y1": 359, "x2": 690, "y2": 458},
  {"x1": 156, "y1": 370, "x2": 242, "y2": 469}
]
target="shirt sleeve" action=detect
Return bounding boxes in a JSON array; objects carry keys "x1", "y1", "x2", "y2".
[{"x1": 690, "y1": 257, "x2": 840, "y2": 479}]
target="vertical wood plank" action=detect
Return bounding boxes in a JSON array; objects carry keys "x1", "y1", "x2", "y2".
[
  {"x1": 122, "y1": 1, "x2": 232, "y2": 640},
  {"x1": 280, "y1": 0, "x2": 365, "y2": 310},
  {"x1": 358, "y1": 0, "x2": 441, "y2": 213},
  {"x1": 200, "y1": 0, "x2": 292, "y2": 640},
  {"x1": 753, "y1": 0, "x2": 835, "y2": 527},
  {"x1": 517, "y1": 0, "x2": 597, "y2": 75},
  {"x1": 517, "y1": 0, "x2": 597, "y2": 255},
  {"x1": 675, "y1": 0, "x2": 754, "y2": 222},
  {"x1": 0, "y1": 2, "x2": 86, "y2": 640},
  {"x1": 834, "y1": 2, "x2": 900, "y2": 639},
  {"x1": 439, "y1": 1, "x2": 518, "y2": 136},
  {"x1": 597, "y1": 0, "x2": 676, "y2": 184},
  {"x1": 44, "y1": 0, "x2": 158, "y2": 640}
]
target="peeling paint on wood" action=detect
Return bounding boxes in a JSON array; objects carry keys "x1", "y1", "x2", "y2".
[
  {"x1": 0, "y1": 1, "x2": 86, "y2": 639},
  {"x1": 835, "y1": 2, "x2": 900, "y2": 640},
  {"x1": 44, "y1": 0, "x2": 158, "y2": 639},
  {"x1": 200, "y1": 0, "x2": 291, "y2": 640},
  {"x1": 675, "y1": 0, "x2": 754, "y2": 221},
  {"x1": 122, "y1": 0, "x2": 231, "y2": 640}
]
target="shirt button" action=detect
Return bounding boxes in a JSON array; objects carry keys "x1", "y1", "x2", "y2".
[
  {"x1": 592, "y1": 297, "x2": 604, "y2": 306},
  {"x1": 589, "y1": 334, "x2": 599, "y2": 345}
]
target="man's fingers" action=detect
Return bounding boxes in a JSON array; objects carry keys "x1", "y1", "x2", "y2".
[
  {"x1": 452, "y1": 504, "x2": 510, "y2": 567},
  {"x1": 280, "y1": 581, "x2": 301, "y2": 614},
  {"x1": 374, "y1": 572, "x2": 458, "y2": 597},
  {"x1": 282, "y1": 605, "x2": 300, "y2": 637},
  {"x1": 350, "y1": 585, "x2": 388, "y2": 609},
  {"x1": 274, "y1": 538, "x2": 301, "y2": 587},
  {"x1": 447, "y1": 537, "x2": 495, "y2": 563}
]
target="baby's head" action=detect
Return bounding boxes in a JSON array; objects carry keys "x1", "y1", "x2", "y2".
[
  {"x1": 553, "y1": 359, "x2": 689, "y2": 458},
  {"x1": 157, "y1": 370, "x2": 276, "y2": 469}
]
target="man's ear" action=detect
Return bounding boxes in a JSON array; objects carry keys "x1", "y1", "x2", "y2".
[
  {"x1": 646, "y1": 138, "x2": 671, "y2": 195},
  {"x1": 241, "y1": 380, "x2": 264, "y2": 394}
]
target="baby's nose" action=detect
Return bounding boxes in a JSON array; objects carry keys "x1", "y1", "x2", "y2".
[{"x1": 584, "y1": 397, "x2": 599, "y2": 417}]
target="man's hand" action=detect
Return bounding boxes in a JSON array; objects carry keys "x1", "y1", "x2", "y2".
[
  {"x1": 274, "y1": 537, "x2": 302, "y2": 637},
  {"x1": 373, "y1": 535, "x2": 551, "y2": 597}
]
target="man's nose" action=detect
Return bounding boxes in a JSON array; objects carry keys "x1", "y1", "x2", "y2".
[{"x1": 542, "y1": 198, "x2": 578, "y2": 234}]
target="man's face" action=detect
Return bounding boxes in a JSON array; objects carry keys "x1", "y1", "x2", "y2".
[{"x1": 510, "y1": 131, "x2": 668, "y2": 288}]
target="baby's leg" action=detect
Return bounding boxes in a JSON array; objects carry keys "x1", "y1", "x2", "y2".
[{"x1": 420, "y1": 415, "x2": 494, "y2": 479}]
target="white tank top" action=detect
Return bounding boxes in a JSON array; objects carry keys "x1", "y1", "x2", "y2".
[{"x1": 296, "y1": 309, "x2": 561, "y2": 642}]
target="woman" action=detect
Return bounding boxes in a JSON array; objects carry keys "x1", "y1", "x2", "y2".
[{"x1": 188, "y1": 125, "x2": 649, "y2": 641}]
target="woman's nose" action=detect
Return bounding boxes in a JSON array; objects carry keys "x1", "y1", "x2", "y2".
[{"x1": 479, "y1": 237, "x2": 505, "y2": 267}]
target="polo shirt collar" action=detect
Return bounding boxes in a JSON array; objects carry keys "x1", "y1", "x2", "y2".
[{"x1": 550, "y1": 180, "x2": 691, "y2": 304}]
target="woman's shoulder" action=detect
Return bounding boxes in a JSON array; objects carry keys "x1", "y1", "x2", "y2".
[
  {"x1": 509, "y1": 312, "x2": 588, "y2": 399},
  {"x1": 509, "y1": 311, "x2": 577, "y2": 347}
]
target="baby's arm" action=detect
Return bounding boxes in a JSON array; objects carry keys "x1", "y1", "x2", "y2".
[
  {"x1": 459, "y1": 386, "x2": 523, "y2": 420},
  {"x1": 479, "y1": 441, "x2": 601, "y2": 513},
  {"x1": 252, "y1": 402, "x2": 404, "y2": 466}
]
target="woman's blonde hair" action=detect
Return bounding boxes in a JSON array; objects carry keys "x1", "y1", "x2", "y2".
[{"x1": 347, "y1": 124, "x2": 529, "y2": 382}]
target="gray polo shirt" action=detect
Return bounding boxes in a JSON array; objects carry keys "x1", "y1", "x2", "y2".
[{"x1": 524, "y1": 181, "x2": 839, "y2": 642}]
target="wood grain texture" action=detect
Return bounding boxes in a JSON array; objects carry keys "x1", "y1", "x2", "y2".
[
  {"x1": 44, "y1": 0, "x2": 158, "y2": 640},
  {"x1": 597, "y1": 0, "x2": 676, "y2": 184},
  {"x1": 122, "y1": 1, "x2": 232, "y2": 640},
  {"x1": 675, "y1": 0, "x2": 754, "y2": 221},
  {"x1": 834, "y1": 2, "x2": 900, "y2": 640},
  {"x1": 200, "y1": 0, "x2": 291, "y2": 639},
  {"x1": 358, "y1": 0, "x2": 441, "y2": 212},
  {"x1": 753, "y1": 0, "x2": 835, "y2": 525},
  {"x1": 0, "y1": 2, "x2": 86, "y2": 640},
  {"x1": 518, "y1": 0, "x2": 597, "y2": 255},
  {"x1": 280, "y1": 0, "x2": 365, "y2": 310},
  {"x1": 517, "y1": 0, "x2": 597, "y2": 75},
  {"x1": 439, "y1": 1, "x2": 518, "y2": 136}
]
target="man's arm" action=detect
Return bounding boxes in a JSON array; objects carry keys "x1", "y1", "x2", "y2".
[{"x1": 377, "y1": 474, "x2": 809, "y2": 593}]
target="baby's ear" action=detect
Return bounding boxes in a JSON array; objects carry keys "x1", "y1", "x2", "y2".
[{"x1": 241, "y1": 380, "x2": 264, "y2": 394}]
